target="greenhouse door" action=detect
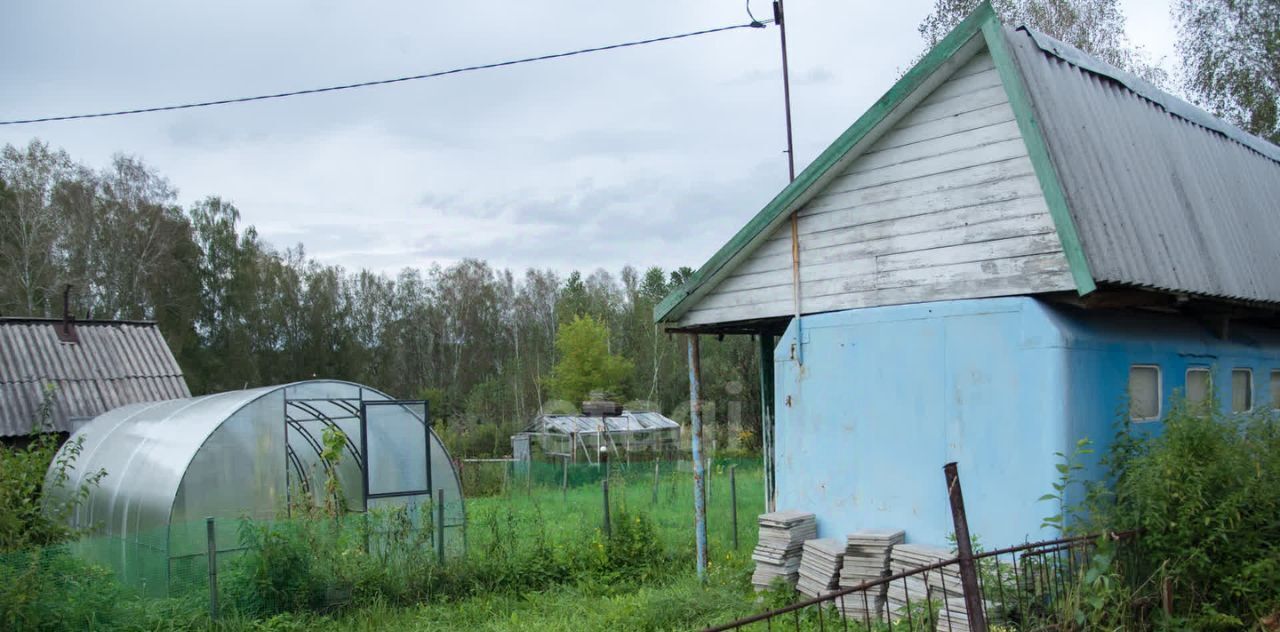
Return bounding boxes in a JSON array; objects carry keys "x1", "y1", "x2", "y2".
[{"x1": 359, "y1": 400, "x2": 432, "y2": 507}]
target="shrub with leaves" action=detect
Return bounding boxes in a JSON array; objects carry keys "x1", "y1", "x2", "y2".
[
  {"x1": 1052, "y1": 397, "x2": 1280, "y2": 629},
  {"x1": 0, "y1": 385, "x2": 105, "y2": 551},
  {"x1": 1104, "y1": 400, "x2": 1280, "y2": 628}
]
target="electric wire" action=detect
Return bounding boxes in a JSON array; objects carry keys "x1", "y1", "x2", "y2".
[
  {"x1": 0, "y1": 20, "x2": 771, "y2": 126},
  {"x1": 745, "y1": 0, "x2": 766, "y2": 28}
]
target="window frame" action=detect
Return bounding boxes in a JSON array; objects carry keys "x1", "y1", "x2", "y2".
[
  {"x1": 1185, "y1": 367, "x2": 1212, "y2": 405},
  {"x1": 1129, "y1": 364, "x2": 1162, "y2": 422},
  {"x1": 1231, "y1": 368, "x2": 1254, "y2": 413},
  {"x1": 1271, "y1": 370, "x2": 1280, "y2": 412}
]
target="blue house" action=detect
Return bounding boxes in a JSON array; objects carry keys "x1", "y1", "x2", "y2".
[{"x1": 656, "y1": 4, "x2": 1280, "y2": 548}]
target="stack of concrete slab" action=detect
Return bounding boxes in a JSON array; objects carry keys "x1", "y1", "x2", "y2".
[
  {"x1": 936, "y1": 595, "x2": 1004, "y2": 631},
  {"x1": 796, "y1": 538, "x2": 845, "y2": 598},
  {"x1": 750, "y1": 511, "x2": 816, "y2": 591},
  {"x1": 836, "y1": 529, "x2": 904, "y2": 621},
  {"x1": 937, "y1": 597, "x2": 975, "y2": 631},
  {"x1": 885, "y1": 543, "x2": 955, "y2": 620}
]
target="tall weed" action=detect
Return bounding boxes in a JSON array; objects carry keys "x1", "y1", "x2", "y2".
[{"x1": 1056, "y1": 397, "x2": 1280, "y2": 629}]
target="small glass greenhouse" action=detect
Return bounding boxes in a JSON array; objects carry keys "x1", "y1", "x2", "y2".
[
  {"x1": 511, "y1": 410, "x2": 682, "y2": 464},
  {"x1": 44, "y1": 380, "x2": 463, "y2": 595}
]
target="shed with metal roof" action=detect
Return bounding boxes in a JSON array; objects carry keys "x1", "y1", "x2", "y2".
[
  {"x1": 652, "y1": 2, "x2": 1280, "y2": 550},
  {"x1": 0, "y1": 317, "x2": 190, "y2": 438},
  {"x1": 656, "y1": 5, "x2": 1280, "y2": 332}
]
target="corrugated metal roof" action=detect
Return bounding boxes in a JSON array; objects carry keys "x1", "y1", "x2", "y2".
[
  {"x1": 524, "y1": 410, "x2": 681, "y2": 435},
  {"x1": 0, "y1": 318, "x2": 190, "y2": 436},
  {"x1": 1007, "y1": 26, "x2": 1280, "y2": 303}
]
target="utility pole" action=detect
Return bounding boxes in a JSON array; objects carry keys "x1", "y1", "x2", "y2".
[
  {"x1": 774, "y1": 0, "x2": 796, "y2": 182},
  {"x1": 775, "y1": 0, "x2": 804, "y2": 367}
]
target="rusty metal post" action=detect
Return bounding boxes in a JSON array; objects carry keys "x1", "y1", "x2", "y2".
[
  {"x1": 945, "y1": 462, "x2": 989, "y2": 632},
  {"x1": 688, "y1": 334, "x2": 709, "y2": 581}
]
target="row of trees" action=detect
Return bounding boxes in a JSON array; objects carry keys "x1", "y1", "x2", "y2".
[{"x1": 0, "y1": 140, "x2": 763, "y2": 456}]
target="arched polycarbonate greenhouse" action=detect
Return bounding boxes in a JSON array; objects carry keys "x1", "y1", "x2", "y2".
[{"x1": 45, "y1": 380, "x2": 463, "y2": 595}]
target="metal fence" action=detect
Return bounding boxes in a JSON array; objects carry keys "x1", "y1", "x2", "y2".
[
  {"x1": 705, "y1": 530, "x2": 1139, "y2": 631},
  {"x1": 704, "y1": 462, "x2": 1142, "y2": 632}
]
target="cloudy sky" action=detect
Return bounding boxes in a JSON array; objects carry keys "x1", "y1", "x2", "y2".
[{"x1": 0, "y1": 1, "x2": 1177, "y2": 276}]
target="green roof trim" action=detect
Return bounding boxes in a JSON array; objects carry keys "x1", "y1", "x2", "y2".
[
  {"x1": 654, "y1": 1, "x2": 1097, "y2": 324},
  {"x1": 981, "y1": 20, "x2": 1096, "y2": 295}
]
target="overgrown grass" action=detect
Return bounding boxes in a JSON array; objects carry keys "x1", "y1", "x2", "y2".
[
  {"x1": 222, "y1": 459, "x2": 763, "y2": 620},
  {"x1": 219, "y1": 567, "x2": 757, "y2": 631},
  {"x1": 3, "y1": 459, "x2": 765, "y2": 630}
]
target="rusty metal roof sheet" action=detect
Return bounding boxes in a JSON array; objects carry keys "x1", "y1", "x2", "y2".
[
  {"x1": 1007, "y1": 26, "x2": 1280, "y2": 303},
  {"x1": 0, "y1": 318, "x2": 190, "y2": 436}
]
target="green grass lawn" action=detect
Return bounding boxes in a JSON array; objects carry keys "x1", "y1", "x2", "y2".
[
  {"x1": 220, "y1": 459, "x2": 770, "y2": 631},
  {"x1": 0, "y1": 459, "x2": 774, "y2": 631}
]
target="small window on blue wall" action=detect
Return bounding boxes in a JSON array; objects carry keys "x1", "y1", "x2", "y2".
[
  {"x1": 1272, "y1": 371, "x2": 1280, "y2": 411},
  {"x1": 1232, "y1": 368, "x2": 1253, "y2": 412},
  {"x1": 1186, "y1": 368, "x2": 1212, "y2": 405},
  {"x1": 1129, "y1": 365, "x2": 1161, "y2": 421}
]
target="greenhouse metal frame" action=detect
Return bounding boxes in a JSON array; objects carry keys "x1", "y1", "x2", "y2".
[{"x1": 45, "y1": 379, "x2": 464, "y2": 595}]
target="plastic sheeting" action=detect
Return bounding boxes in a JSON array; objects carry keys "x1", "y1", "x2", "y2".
[{"x1": 44, "y1": 380, "x2": 463, "y2": 593}]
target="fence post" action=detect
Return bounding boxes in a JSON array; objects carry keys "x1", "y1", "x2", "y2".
[
  {"x1": 944, "y1": 462, "x2": 989, "y2": 632},
  {"x1": 206, "y1": 516, "x2": 218, "y2": 622},
  {"x1": 652, "y1": 459, "x2": 660, "y2": 505},
  {"x1": 730, "y1": 465, "x2": 739, "y2": 551},
  {"x1": 602, "y1": 478, "x2": 611, "y2": 538},
  {"x1": 601, "y1": 445, "x2": 612, "y2": 537},
  {"x1": 706, "y1": 456, "x2": 713, "y2": 505},
  {"x1": 436, "y1": 489, "x2": 446, "y2": 564},
  {"x1": 562, "y1": 454, "x2": 569, "y2": 502}
]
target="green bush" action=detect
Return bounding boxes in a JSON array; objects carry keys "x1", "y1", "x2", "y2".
[
  {"x1": 0, "y1": 546, "x2": 205, "y2": 631},
  {"x1": 1107, "y1": 401, "x2": 1280, "y2": 628},
  {"x1": 0, "y1": 386, "x2": 105, "y2": 552},
  {"x1": 1059, "y1": 398, "x2": 1280, "y2": 630},
  {"x1": 590, "y1": 511, "x2": 664, "y2": 584}
]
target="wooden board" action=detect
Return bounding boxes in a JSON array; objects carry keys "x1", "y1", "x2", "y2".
[{"x1": 679, "y1": 47, "x2": 1074, "y2": 328}]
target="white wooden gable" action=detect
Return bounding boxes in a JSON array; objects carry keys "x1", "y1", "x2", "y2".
[{"x1": 678, "y1": 46, "x2": 1073, "y2": 328}]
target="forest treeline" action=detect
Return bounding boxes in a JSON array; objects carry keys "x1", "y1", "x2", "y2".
[{"x1": 0, "y1": 140, "x2": 761, "y2": 456}]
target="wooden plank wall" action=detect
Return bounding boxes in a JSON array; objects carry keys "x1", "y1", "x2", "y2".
[{"x1": 681, "y1": 49, "x2": 1074, "y2": 327}]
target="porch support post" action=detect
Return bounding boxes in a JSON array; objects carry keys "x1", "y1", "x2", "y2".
[
  {"x1": 757, "y1": 333, "x2": 777, "y2": 512},
  {"x1": 688, "y1": 333, "x2": 708, "y2": 582}
]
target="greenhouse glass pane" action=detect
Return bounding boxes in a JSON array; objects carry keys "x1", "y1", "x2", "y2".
[{"x1": 364, "y1": 401, "x2": 430, "y2": 497}]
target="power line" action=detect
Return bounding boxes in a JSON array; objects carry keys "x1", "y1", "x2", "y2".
[{"x1": 0, "y1": 20, "x2": 770, "y2": 126}]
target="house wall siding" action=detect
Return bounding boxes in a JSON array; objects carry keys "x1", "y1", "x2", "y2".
[
  {"x1": 680, "y1": 50, "x2": 1075, "y2": 327},
  {"x1": 771, "y1": 297, "x2": 1280, "y2": 547}
]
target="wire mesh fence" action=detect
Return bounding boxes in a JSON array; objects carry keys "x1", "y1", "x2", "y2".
[{"x1": 1, "y1": 456, "x2": 764, "y2": 626}]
